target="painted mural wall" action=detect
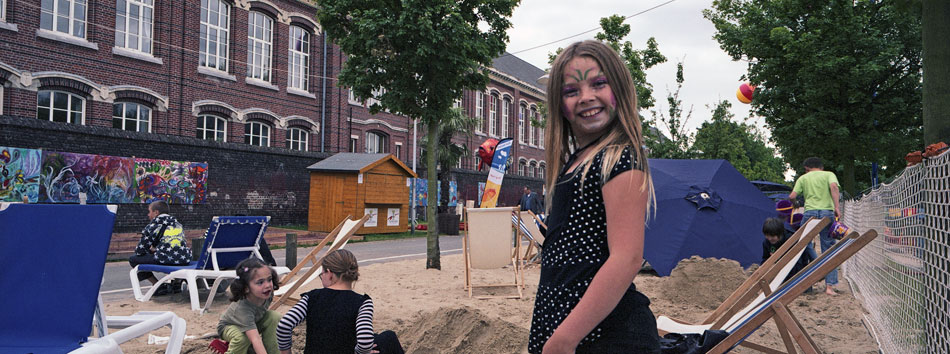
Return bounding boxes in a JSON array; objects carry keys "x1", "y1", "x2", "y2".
[{"x1": 0, "y1": 146, "x2": 208, "y2": 204}]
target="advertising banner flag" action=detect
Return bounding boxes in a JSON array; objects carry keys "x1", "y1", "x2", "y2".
[{"x1": 480, "y1": 138, "x2": 512, "y2": 208}]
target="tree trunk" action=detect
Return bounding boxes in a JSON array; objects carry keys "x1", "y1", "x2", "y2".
[
  {"x1": 842, "y1": 156, "x2": 856, "y2": 198},
  {"x1": 923, "y1": 0, "x2": 950, "y2": 145},
  {"x1": 425, "y1": 122, "x2": 441, "y2": 270}
]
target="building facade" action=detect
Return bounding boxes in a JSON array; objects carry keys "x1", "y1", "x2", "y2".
[{"x1": 0, "y1": 0, "x2": 545, "y2": 230}]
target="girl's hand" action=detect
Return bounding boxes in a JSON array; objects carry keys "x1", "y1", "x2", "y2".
[
  {"x1": 541, "y1": 332, "x2": 577, "y2": 354},
  {"x1": 371, "y1": 343, "x2": 380, "y2": 354}
]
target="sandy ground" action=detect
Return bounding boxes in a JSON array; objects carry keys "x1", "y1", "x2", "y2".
[{"x1": 109, "y1": 254, "x2": 878, "y2": 354}]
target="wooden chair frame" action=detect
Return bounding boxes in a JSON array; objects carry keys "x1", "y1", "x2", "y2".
[
  {"x1": 463, "y1": 206, "x2": 524, "y2": 299},
  {"x1": 269, "y1": 214, "x2": 370, "y2": 309}
]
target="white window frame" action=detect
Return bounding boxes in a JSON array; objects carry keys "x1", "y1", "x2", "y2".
[
  {"x1": 288, "y1": 25, "x2": 310, "y2": 91},
  {"x1": 115, "y1": 0, "x2": 154, "y2": 54},
  {"x1": 538, "y1": 125, "x2": 544, "y2": 147},
  {"x1": 518, "y1": 104, "x2": 526, "y2": 144},
  {"x1": 286, "y1": 127, "x2": 308, "y2": 151},
  {"x1": 529, "y1": 161, "x2": 537, "y2": 178},
  {"x1": 350, "y1": 135, "x2": 359, "y2": 152},
  {"x1": 489, "y1": 93, "x2": 498, "y2": 136},
  {"x1": 501, "y1": 98, "x2": 510, "y2": 138},
  {"x1": 474, "y1": 91, "x2": 484, "y2": 133},
  {"x1": 112, "y1": 102, "x2": 151, "y2": 132},
  {"x1": 539, "y1": 163, "x2": 546, "y2": 180},
  {"x1": 518, "y1": 159, "x2": 526, "y2": 176},
  {"x1": 41, "y1": 0, "x2": 87, "y2": 38},
  {"x1": 453, "y1": 97, "x2": 462, "y2": 108},
  {"x1": 247, "y1": 11, "x2": 273, "y2": 82},
  {"x1": 197, "y1": 114, "x2": 227, "y2": 142},
  {"x1": 394, "y1": 142, "x2": 402, "y2": 161},
  {"x1": 244, "y1": 121, "x2": 271, "y2": 147},
  {"x1": 529, "y1": 107, "x2": 537, "y2": 146},
  {"x1": 1, "y1": 0, "x2": 7, "y2": 23},
  {"x1": 199, "y1": 0, "x2": 230, "y2": 72},
  {"x1": 37, "y1": 90, "x2": 84, "y2": 124},
  {"x1": 365, "y1": 131, "x2": 386, "y2": 154}
]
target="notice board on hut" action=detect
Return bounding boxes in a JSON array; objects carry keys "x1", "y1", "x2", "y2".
[{"x1": 307, "y1": 153, "x2": 416, "y2": 234}]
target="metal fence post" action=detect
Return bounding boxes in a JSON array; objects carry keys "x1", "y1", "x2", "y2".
[{"x1": 286, "y1": 233, "x2": 297, "y2": 269}]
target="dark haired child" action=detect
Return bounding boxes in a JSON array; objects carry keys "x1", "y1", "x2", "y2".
[
  {"x1": 276, "y1": 249, "x2": 404, "y2": 354},
  {"x1": 762, "y1": 217, "x2": 814, "y2": 287},
  {"x1": 217, "y1": 258, "x2": 282, "y2": 354}
]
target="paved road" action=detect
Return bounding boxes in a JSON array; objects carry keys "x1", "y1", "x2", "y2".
[{"x1": 102, "y1": 235, "x2": 464, "y2": 302}]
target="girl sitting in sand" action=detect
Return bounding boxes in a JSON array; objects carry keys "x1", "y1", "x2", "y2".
[
  {"x1": 276, "y1": 249, "x2": 403, "y2": 354},
  {"x1": 528, "y1": 40, "x2": 660, "y2": 354},
  {"x1": 217, "y1": 258, "x2": 283, "y2": 354}
]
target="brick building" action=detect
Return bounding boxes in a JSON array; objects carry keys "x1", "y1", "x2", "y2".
[{"x1": 0, "y1": 0, "x2": 545, "y2": 230}]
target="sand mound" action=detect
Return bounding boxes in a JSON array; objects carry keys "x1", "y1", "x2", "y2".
[
  {"x1": 660, "y1": 256, "x2": 749, "y2": 311},
  {"x1": 398, "y1": 307, "x2": 528, "y2": 354}
]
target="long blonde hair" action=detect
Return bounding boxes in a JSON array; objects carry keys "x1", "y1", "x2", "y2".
[{"x1": 543, "y1": 40, "x2": 654, "y2": 217}]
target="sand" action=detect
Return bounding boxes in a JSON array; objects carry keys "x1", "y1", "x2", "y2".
[{"x1": 109, "y1": 253, "x2": 878, "y2": 354}]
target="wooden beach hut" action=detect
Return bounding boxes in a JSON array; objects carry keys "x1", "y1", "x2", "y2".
[{"x1": 307, "y1": 153, "x2": 416, "y2": 234}]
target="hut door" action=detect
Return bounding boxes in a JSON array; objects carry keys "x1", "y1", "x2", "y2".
[{"x1": 326, "y1": 176, "x2": 345, "y2": 227}]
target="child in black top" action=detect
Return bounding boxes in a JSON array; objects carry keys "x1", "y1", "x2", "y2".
[
  {"x1": 276, "y1": 249, "x2": 403, "y2": 354},
  {"x1": 762, "y1": 217, "x2": 813, "y2": 284},
  {"x1": 529, "y1": 40, "x2": 659, "y2": 354}
]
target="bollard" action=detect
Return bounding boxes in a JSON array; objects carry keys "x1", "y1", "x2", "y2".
[
  {"x1": 286, "y1": 233, "x2": 297, "y2": 269},
  {"x1": 192, "y1": 237, "x2": 205, "y2": 261}
]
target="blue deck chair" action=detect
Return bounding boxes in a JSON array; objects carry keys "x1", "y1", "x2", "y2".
[
  {"x1": 130, "y1": 216, "x2": 289, "y2": 312},
  {"x1": 701, "y1": 229, "x2": 878, "y2": 354},
  {"x1": 0, "y1": 203, "x2": 185, "y2": 354}
]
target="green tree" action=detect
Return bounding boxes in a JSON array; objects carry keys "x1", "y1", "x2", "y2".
[
  {"x1": 705, "y1": 0, "x2": 922, "y2": 194},
  {"x1": 548, "y1": 15, "x2": 667, "y2": 111},
  {"x1": 318, "y1": 0, "x2": 518, "y2": 269},
  {"x1": 644, "y1": 62, "x2": 696, "y2": 159},
  {"x1": 922, "y1": 0, "x2": 950, "y2": 145},
  {"x1": 419, "y1": 107, "x2": 478, "y2": 210},
  {"x1": 693, "y1": 100, "x2": 786, "y2": 183}
]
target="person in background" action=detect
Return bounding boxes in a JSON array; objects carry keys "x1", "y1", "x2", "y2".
[
  {"x1": 789, "y1": 157, "x2": 841, "y2": 296},
  {"x1": 129, "y1": 201, "x2": 191, "y2": 296},
  {"x1": 762, "y1": 217, "x2": 814, "y2": 289},
  {"x1": 520, "y1": 185, "x2": 543, "y2": 216}
]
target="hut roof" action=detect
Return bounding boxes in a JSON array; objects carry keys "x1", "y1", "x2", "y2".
[{"x1": 307, "y1": 153, "x2": 416, "y2": 176}]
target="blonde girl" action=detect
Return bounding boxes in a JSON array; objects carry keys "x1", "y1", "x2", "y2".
[{"x1": 528, "y1": 40, "x2": 659, "y2": 354}]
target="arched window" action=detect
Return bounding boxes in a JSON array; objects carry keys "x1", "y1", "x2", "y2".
[
  {"x1": 474, "y1": 91, "x2": 484, "y2": 133},
  {"x1": 539, "y1": 163, "x2": 546, "y2": 180},
  {"x1": 519, "y1": 159, "x2": 527, "y2": 176},
  {"x1": 245, "y1": 121, "x2": 271, "y2": 146},
  {"x1": 199, "y1": 0, "x2": 230, "y2": 71},
  {"x1": 489, "y1": 93, "x2": 498, "y2": 136},
  {"x1": 112, "y1": 102, "x2": 151, "y2": 132},
  {"x1": 288, "y1": 25, "x2": 310, "y2": 91},
  {"x1": 538, "y1": 125, "x2": 544, "y2": 147},
  {"x1": 529, "y1": 161, "x2": 537, "y2": 178},
  {"x1": 247, "y1": 11, "x2": 274, "y2": 82},
  {"x1": 518, "y1": 103, "x2": 526, "y2": 144},
  {"x1": 529, "y1": 107, "x2": 538, "y2": 145},
  {"x1": 286, "y1": 127, "x2": 308, "y2": 151},
  {"x1": 37, "y1": 90, "x2": 84, "y2": 124},
  {"x1": 365, "y1": 131, "x2": 387, "y2": 153},
  {"x1": 501, "y1": 97, "x2": 510, "y2": 138},
  {"x1": 197, "y1": 114, "x2": 227, "y2": 141}
]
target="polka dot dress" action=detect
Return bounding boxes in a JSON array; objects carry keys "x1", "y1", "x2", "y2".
[{"x1": 528, "y1": 145, "x2": 643, "y2": 353}]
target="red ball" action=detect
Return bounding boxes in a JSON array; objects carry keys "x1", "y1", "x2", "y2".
[{"x1": 737, "y1": 83, "x2": 755, "y2": 104}]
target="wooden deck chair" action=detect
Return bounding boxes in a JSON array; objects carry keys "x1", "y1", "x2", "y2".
[
  {"x1": 513, "y1": 210, "x2": 546, "y2": 263},
  {"x1": 463, "y1": 207, "x2": 524, "y2": 299},
  {"x1": 656, "y1": 217, "x2": 830, "y2": 343},
  {"x1": 0, "y1": 203, "x2": 186, "y2": 354},
  {"x1": 269, "y1": 214, "x2": 370, "y2": 309},
  {"x1": 703, "y1": 229, "x2": 878, "y2": 354}
]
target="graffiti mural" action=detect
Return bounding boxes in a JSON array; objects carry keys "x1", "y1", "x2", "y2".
[
  {"x1": 135, "y1": 158, "x2": 208, "y2": 204},
  {"x1": 40, "y1": 151, "x2": 136, "y2": 203},
  {"x1": 0, "y1": 146, "x2": 42, "y2": 203}
]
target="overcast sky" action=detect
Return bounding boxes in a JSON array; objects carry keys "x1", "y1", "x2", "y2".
[{"x1": 505, "y1": 0, "x2": 757, "y2": 135}]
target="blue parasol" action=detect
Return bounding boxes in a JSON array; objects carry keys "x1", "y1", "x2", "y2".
[{"x1": 644, "y1": 159, "x2": 776, "y2": 276}]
